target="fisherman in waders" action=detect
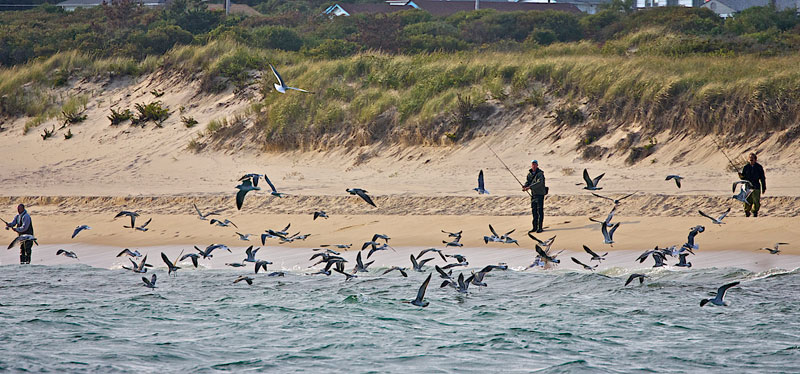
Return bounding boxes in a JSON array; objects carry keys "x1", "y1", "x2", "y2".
[
  {"x1": 522, "y1": 160, "x2": 548, "y2": 233},
  {"x1": 739, "y1": 153, "x2": 766, "y2": 217},
  {"x1": 5, "y1": 204, "x2": 34, "y2": 264}
]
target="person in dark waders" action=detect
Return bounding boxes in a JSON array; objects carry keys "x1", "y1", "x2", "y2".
[
  {"x1": 522, "y1": 160, "x2": 548, "y2": 233},
  {"x1": 6, "y1": 204, "x2": 34, "y2": 264},
  {"x1": 739, "y1": 153, "x2": 766, "y2": 217}
]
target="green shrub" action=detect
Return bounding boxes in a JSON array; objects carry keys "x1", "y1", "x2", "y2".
[
  {"x1": 554, "y1": 105, "x2": 584, "y2": 126},
  {"x1": 303, "y1": 39, "x2": 360, "y2": 59},
  {"x1": 133, "y1": 101, "x2": 170, "y2": 126},
  {"x1": 108, "y1": 108, "x2": 133, "y2": 125},
  {"x1": 250, "y1": 26, "x2": 303, "y2": 51},
  {"x1": 181, "y1": 115, "x2": 198, "y2": 128}
]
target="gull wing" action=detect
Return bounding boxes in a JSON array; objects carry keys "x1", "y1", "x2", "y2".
[
  {"x1": 488, "y1": 224, "x2": 499, "y2": 237},
  {"x1": 415, "y1": 273, "x2": 432, "y2": 303},
  {"x1": 287, "y1": 86, "x2": 312, "y2": 93},
  {"x1": 609, "y1": 222, "x2": 620, "y2": 238},
  {"x1": 139, "y1": 218, "x2": 152, "y2": 229},
  {"x1": 718, "y1": 207, "x2": 731, "y2": 221},
  {"x1": 477, "y1": 170, "x2": 485, "y2": 190},
  {"x1": 592, "y1": 173, "x2": 605, "y2": 187},
  {"x1": 264, "y1": 174, "x2": 278, "y2": 194},
  {"x1": 591, "y1": 192, "x2": 613, "y2": 202},
  {"x1": 698, "y1": 210, "x2": 716, "y2": 222},
  {"x1": 717, "y1": 281, "x2": 740, "y2": 300},
  {"x1": 583, "y1": 245, "x2": 599, "y2": 258},
  {"x1": 193, "y1": 203, "x2": 203, "y2": 217},
  {"x1": 356, "y1": 190, "x2": 376, "y2": 207},
  {"x1": 236, "y1": 189, "x2": 248, "y2": 210},
  {"x1": 269, "y1": 64, "x2": 285, "y2": 87},
  {"x1": 583, "y1": 169, "x2": 593, "y2": 187}
]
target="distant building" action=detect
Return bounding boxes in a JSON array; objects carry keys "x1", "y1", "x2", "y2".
[
  {"x1": 700, "y1": 0, "x2": 799, "y2": 17},
  {"x1": 323, "y1": 0, "x2": 581, "y2": 17},
  {"x1": 56, "y1": 0, "x2": 168, "y2": 12}
]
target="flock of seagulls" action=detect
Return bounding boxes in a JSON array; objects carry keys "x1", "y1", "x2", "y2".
[{"x1": 5, "y1": 159, "x2": 787, "y2": 310}]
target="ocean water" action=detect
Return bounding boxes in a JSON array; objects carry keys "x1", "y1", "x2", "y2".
[{"x1": 0, "y1": 263, "x2": 798, "y2": 373}]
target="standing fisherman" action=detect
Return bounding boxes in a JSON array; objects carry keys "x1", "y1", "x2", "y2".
[
  {"x1": 739, "y1": 153, "x2": 766, "y2": 217},
  {"x1": 5, "y1": 204, "x2": 34, "y2": 264},
  {"x1": 522, "y1": 160, "x2": 548, "y2": 233}
]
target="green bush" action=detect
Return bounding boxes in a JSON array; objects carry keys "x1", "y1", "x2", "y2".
[
  {"x1": 108, "y1": 108, "x2": 133, "y2": 125},
  {"x1": 303, "y1": 39, "x2": 360, "y2": 59},
  {"x1": 133, "y1": 101, "x2": 170, "y2": 126}
]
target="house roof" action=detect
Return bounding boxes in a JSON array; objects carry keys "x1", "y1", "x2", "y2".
[
  {"x1": 333, "y1": 2, "x2": 415, "y2": 15},
  {"x1": 207, "y1": 3, "x2": 262, "y2": 16}
]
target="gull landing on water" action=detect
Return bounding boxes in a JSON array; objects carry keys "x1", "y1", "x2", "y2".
[
  {"x1": 700, "y1": 281, "x2": 740, "y2": 307},
  {"x1": 269, "y1": 64, "x2": 312, "y2": 94},
  {"x1": 141, "y1": 274, "x2": 157, "y2": 289}
]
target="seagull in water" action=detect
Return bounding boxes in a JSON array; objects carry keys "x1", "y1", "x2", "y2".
[
  {"x1": 346, "y1": 188, "x2": 376, "y2": 207},
  {"x1": 665, "y1": 175, "x2": 684, "y2": 188},
  {"x1": 72, "y1": 225, "x2": 91, "y2": 239},
  {"x1": 699, "y1": 208, "x2": 731, "y2": 225},
  {"x1": 56, "y1": 249, "x2": 78, "y2": 259},
  {"x1": 473, "y1": 170, "x2": 489, "y2": 194},
  {"x1": 269, "y1": 64, "x2": 312, "y2": 94},
  {"x1": 580, "y1": 169, "x2": 605, "y2": 190},
  {"x1": 700, "y1": 281, "x2": 740, "y2": 307},
  {"x1": 193, "y1": 203, "x2": 221, "y2": 220},
  {"x1": 141, "y1": 274, "x2": 157, "y2": 289},
  {"x1": 759, "y1": 242, "x2": 788, "y2": 255},
  {"x1": 625, "y1": 273, "x2": 648, "y2": 286},
  {"x1": 114, "y1": 211, "x2": 139, "y2": 228},
  {"x1": 404, "y1": 273, "x2": 432, "y2": 307},
  {"x1": 235, "y1": 178, "x2": 260, "y2": 210}
]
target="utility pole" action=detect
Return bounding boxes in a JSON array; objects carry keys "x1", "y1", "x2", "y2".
[
  {"x1": 475, "y1": 0, "x2": 479, "y2": 10},
  {"x1": 225, "y1": 0, "x2": 230, "y2": 15}
]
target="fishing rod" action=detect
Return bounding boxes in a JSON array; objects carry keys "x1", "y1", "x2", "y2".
[
  {"x1": 710, "y1": 138, "x2": 740, "y2": 174},
  {"x1": 486, "y1": 144, "x2": 532, "y2": 197}
]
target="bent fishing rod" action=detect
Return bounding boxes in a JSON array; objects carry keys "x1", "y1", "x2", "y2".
[{"x1": 486, "y1": 144, "x2": 532, "y2": 198}]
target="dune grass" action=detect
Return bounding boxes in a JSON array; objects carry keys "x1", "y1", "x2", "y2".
[{"x1": 2, "y1": 38, "x2": 800, "y2": 148}]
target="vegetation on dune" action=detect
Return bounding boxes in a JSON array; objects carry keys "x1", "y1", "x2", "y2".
[{"x1": 1, "y1": 2, "x2": 800, "y2": 153}]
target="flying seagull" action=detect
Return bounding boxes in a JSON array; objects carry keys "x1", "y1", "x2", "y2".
[
  {"x1": 161, "y1": 252, "x2": 181, "y2": 276},
  {"x1": 685, "y1": 225, "x2": 705, "y2": 250},
  {"x1": 234, "y1": 276, "x2": 254, "y2": 286},
  {"x1": 263, "y1": 174, "x2": 286, "y2": 198},
  {"x1": 72, "y1": 225, "x2": 91, "y2": 239},
  {"x1": 591, "y1": 192, "x2": 635, "y2": 205},
  {"x1": 8, "y1": 234, "x2": 38, "y2": 250},
  {"x1": 117, "y1": 248, "x2": 142, "y2": 258},
  {"x1": 255, "y1": 260, "x2": 272, "y2": 274},
  {"x1": 418, "y1": 247, "x2": 447, "y2": 262},
  {"x1": 601, "y1": 221, "x2": 620, "y2": 245},
  {"x1": 226, "y1": 262, "x2": 247, "y2": 268},
  {"x1": 441, "y1": 230, "x2": 463, "y2": 239},
  {"x1": 443, "y1": 236, "x2": 463, "y2": 247},
  {"x1": 731, "y1": 181, "x2": 754, "y2": 202},
  {"x1": 210, "y1": 218, "x2": 238, "y2": 228},
  {"x1": 313, "y1": 211, "x2": 328, "y2": 220},
  {"x1": 193, "y1": 203, "x2": 221, "y2": 220},
  {"x1": 114, "y1": 211, "x2": 139, "y2": 228},
  {"x1": 133, "y1": 218, "x2": 152, "y2": 232},
  {"x1": 410, "y1": 254, "x2": 434, "y2": 272},
  {"x1": 269, "y1": 64, "x2": 312, "y2": 94},
  {"x1": 333, "y1": 267, "x2": 358, "y2": 281},
  {"x1": 535, "y1": 245, "x2": 561, "y2": 264},
  {"x1": 582, "y1": 245, "x2": 608, "y2": 262},
  {"x1": 473, "y1": 170, "x2": 489, "y2": 194},
  {"x1": 590, "y1": 205, "x2": 616, "y2": 226},
  {"x1": 243, "y1": 245, "x2": 259, "y2": 262},
  {"x1": 197, "y1": 244, "x2": 231, "y2": 259},
  {"x1": 235, "y1": 178, "x2": 260, "y2": 210},
  {"x1": 624, "y1": 273, "x2": 648, "y2": 286},
  {"x1": 581, "y1": 169, "x2": 605, "y2": 190},
  {"x1": 239, "y1": 173, "x2": 263, "y2": 187},
  {"x1": 352, "y1": 251, "x2": 374, "y2": 273},
  {"x1": 383, "y1": 266, "x2": 409, "y2": 277},
  {"x1": 665, "y1": 175, "x2": 684, "y2": 188},
  {"x1": 180, "y1": 253, "x2": 200, "y2": 268},
  {"x1": 346, "y1": 188, "x2": 376, "y2": 207},
  {"x1": 321, "y1": 243, "x2": 351, "y2": 249},
  {"x1": 699, "y1": 208, "x2": 731, "y2": 225},
  {"x1": 235, "y1": 232, "x2": 252, "y2": 241},
  {"x1": 372, "y1": 233, "x2": 391, "y2": 243},
  {"x1": 56, "y1": 249, "x2": 78, "y2": 259},
  {"x1": 123, "y1": 254, "x2": 151, "y2": 274},
  {"x1": 675, "y1": 253, "x2": 692, "y2": 268},
  {"x1": 571, "y1": 257, "x2": 598, "y2": 271},
  {"x1": 141, "y1": 274, "x2": 157, "y2": 289},
  {"x1": 759, "y1": 242, "x2": 788, "y2": 255},
  {"x1": 700, "y1": 281, "x2": 740, "y2": 307},
  {"x1": 405, "y1": 273, "x2": 432, "y2": 307}
]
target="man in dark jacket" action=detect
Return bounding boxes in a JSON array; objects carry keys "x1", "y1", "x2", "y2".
[
  {"x1": 522, "y1": 160, "x2": 547, "y2": 233},
  {"x1": 6, "y1": 204, "x2": 34, "y2": 264},
  {"x1": 739, "y1": 153, "x2": 766, "y2": 217}
]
